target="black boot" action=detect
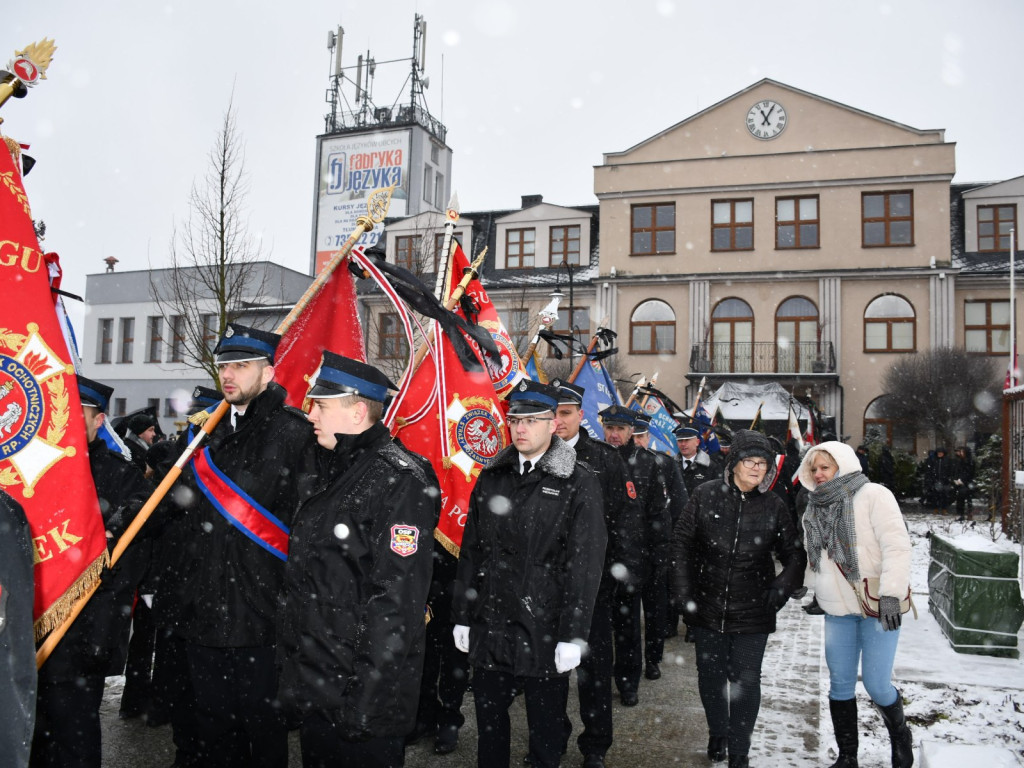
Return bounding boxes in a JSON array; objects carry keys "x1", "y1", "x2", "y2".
[
  {"x1": 828, "y1": 698, "x2": 858, "y2": 767},
  {"x1": 706, "y1": 736, "x2": 727, "y2": 762},
  {"x1": 876, "y1": 694, "x2": 914, "y2": 768},
  {"x1": 728, "y1": 755, "x2": 749, "y2": 768}
]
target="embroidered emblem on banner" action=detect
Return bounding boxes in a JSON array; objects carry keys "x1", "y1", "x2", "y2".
[
  {"x1": 0, "y1": 324, "x2": 74, "y2": 497},
  {"x1": 445, "y1": 394, "x2": 506, "y2": 479},
  {"x1": 390, "y1": 524, "x2": 420, "y2": 557},
  {"x1": 480, "y1": 320, "x2": 521, "y2": 393}
]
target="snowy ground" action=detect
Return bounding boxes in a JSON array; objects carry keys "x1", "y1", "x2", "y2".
[{"x1": 806, "y1": 510, "x2": 1024, "y2": 766}]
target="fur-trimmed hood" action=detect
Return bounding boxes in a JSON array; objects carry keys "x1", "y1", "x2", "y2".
[
  {"x1": 797, "y1": 441, "x2": 863, "y2": 490},
  {"x1": 487, "y1": 434, "x2": 577, "y2": 479}
]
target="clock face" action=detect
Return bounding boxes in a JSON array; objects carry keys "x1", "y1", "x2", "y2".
[{"x1": 746, "y1": 100, "x2": 787, "y2": 140}]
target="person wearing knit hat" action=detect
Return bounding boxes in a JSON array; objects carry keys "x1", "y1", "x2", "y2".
[
  {"x1": 797, "y1": 441, "x2": 913, "y2": 768},
  {"x1": 670, "y1": 429, "x2": 805, "y2": 767}
]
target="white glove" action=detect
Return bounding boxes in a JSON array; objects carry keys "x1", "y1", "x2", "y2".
[
  {"x1": 554, "y1": 641, "x2": 582, "y2": 673},
  {"x1": 453, "y1": 624, "x2": 470, "y2": 653}
]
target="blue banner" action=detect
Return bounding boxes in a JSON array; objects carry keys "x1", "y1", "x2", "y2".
[
  {"x1": 573, "y1": 357, "x2": 622, "y2": 440},
  {"x1": 632, "y1": 396, "x2": 680, "y2": 456}
]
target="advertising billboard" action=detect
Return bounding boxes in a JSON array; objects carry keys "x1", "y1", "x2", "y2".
[{"x1": 312, "y1": 128, "x2": 410, "y2": 274}]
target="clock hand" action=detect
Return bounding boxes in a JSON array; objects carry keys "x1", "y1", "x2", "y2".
[{"x1": 761, "y1": 105, "x2": 776, "y2": 126}]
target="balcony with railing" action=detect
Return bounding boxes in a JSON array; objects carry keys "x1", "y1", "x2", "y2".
[{"x1": 688, "y1": 341, "x2": 836, "y2": 375}]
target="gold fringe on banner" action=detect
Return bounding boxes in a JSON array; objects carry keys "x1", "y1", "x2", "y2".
[
  {"x1": 33, "y1": 550, "x2": 107, "y2": 642},
  {"x1": 434, "y1": 527, "x2": 460, "y2": 559}
]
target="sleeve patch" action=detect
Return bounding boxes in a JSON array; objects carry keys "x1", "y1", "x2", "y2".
[
  {"x1": 625, "y1": 481, "x2": 637, "y2": 499},
  {"x1": 390, "y1": 524, "x2": 420, "y2": 557}
]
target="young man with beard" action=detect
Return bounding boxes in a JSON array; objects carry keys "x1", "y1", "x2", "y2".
[
  {"x1": 550, "y1": 380, "x2": 643, "y2": 768},
  {"x1": 157, "y1": 324, "x2": 317, "y2": 768},
  {"x1": 276, "y1": 352, "x2": 439, "y2": 768},
  {"x1": 453, "y1": 380, "x2": 606, "y2": 768},
  {"x1": 598, "y1": 405, "x2": 672, "y2": 706}
]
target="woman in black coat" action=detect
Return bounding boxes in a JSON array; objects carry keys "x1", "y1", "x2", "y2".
[{"x1": 671, "y1": 430, "x2": 806, "y2": 768}]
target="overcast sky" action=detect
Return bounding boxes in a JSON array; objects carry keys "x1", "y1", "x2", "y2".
[{"x1": 8, "y1": 0, "x2": 1024, "y2": 310}]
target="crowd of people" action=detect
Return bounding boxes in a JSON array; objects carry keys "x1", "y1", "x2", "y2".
[{"x1": 4, "y1": 324, "x2": 925, "y2": 768}]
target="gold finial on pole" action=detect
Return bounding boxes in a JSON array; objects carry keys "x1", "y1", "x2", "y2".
[{"x1": 0, "y1": 39, "x2": 57, "y2": 115}]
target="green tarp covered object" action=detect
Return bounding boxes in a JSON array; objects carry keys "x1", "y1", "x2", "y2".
[{"x1": 928, "y1": 534, "x2": 1024, "y2": 658}]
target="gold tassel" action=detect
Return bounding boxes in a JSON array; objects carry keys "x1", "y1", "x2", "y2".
[
  {"x1": 33, "y1": 551, "x2": 106, "y2": 642},
  {"x1": 188, "y1": 410, "x2": 211, "y2": 427}
]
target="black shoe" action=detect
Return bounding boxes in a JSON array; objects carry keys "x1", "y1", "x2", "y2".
[
  {"x1": 620, "y1": 690, "x2": 639, "y2": 707},
  {"x1": 645, "y1": 662, "x2": 661, "y2": 680},
  {"x1": 802, "y1": 597, "x2": 825, "y2": 615},
  {"x1": 583, "y1": 755, "x2": 606, "y2": 768},
  {"x1": 683, "y1": 627, "x2": 694, "y2": 643},
  {"x1": 434, "y1": 724, "x2": 459, "y2": 755},
  {"x1": 405, "y1": 721, "x2": 437, "y2": 746},
  {"x1": 791, "y1": 586, "x2": 808, "y2": 599},
  {"x1": 728, "y1": 755, "x2": 749, "y2": 768},
  {"x1": 707, "y1": 736, "x2": 727, "y2": 762}
]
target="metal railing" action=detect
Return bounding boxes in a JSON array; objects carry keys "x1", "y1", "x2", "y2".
[{"x1": 688, "y1": 341, "x2": 836, "y2": 374}]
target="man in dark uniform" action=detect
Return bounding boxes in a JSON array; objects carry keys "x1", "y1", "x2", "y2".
[
  {"x1": 158, "y1": 324, "x2": 317, "y2": 768},
  {"x1": 600, "y1": 405, "x2": 672, "y2": 706},
  {"x1": 631, "y1": 412, "x2": 689, "y2": 652},
  {"x1": 453, "y1": 380, "x2": 607, "y2": 768},
  {"x1": 32, "y1": 376, "x2": 154, "y2": 768},
  {"x1": 675, "y1": 424, "x2": 723, "y2": 497},
  {"x1": 550, "y1": 379, "x2": 643, "y2": 768},
  {"x1": 277, "y1": 352, "x2": 439, "y2": 768},
  {"x1": 1, "y1": 489, "x2": 35, "y2": 768}
]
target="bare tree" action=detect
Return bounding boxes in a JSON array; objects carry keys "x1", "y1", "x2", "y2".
[
  {"x1": 151, "y1": 95, "x2": 268, "y2": 382},
  {"x1": 878, "y1": 347, "x2": 1001, "y2": 447}
]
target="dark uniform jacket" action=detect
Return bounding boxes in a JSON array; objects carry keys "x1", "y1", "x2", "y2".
[
  {"x1": 652, "y1": 450, "x2": 688, "y2": 525},
  {"x1": 572, "y1": 430, "x2": 644, "y2": 591},
  {"x1": 160, "y1": 382, "x2": 317, "y2": 647},
  {"x1": 676, "y1": 450, "x2": 723, "y2": 497},
  {"x1": 0, "y1": 491, "x2": 35, "y2": 768},
  {"x1": 43, "y1": 439, "x2": 154, "y2": 680},
  {"x1": 453, "y1": 437, "x2": 607, "y2": 677},
  {"x1": 617, "y1": 441, "x2": 673, "y2": 574},
  {"x1": 277, "y1": 422, "x2": 439, "y2": 738},
  {"x1": 671, "y1": 453, "x2": 805, "y2": 635}
]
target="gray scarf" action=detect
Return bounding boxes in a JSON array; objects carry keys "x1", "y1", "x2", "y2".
[{"x1": 804, "y1": 472, "x2": 869, "y2": 581}]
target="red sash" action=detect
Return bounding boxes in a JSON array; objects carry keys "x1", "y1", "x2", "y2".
[{"x1": 191, "y1": 446, "x2": 290, "y2": 561}]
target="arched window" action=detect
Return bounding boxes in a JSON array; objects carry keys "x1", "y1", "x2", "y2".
[
  {"x1": 630, "y1": 300, "x2": 676, "y2": 354},
  {"x1": 711, "y1": 298, "x2": 753, "y2": 372},
  {"x1": 775, "y1": 296, "x2": 818, "y2": 373},
  {"x1": 864, "y1": 295, "x2": 915, "y2": 352},
  {"x1": 864, "y1": 396, "x2": 916, "y2": 453}
]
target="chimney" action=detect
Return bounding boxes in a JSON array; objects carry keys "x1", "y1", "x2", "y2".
[{"x1": 521, "y1": 194, "x2": 543, "y2": 209}]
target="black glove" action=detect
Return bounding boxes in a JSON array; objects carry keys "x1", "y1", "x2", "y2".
[
  {"x1": 878, "y1": 595, "x2": 902, "y2": 631},
  {"x1": 763, "y1": 586, "x2": 787, "y2": 612}
]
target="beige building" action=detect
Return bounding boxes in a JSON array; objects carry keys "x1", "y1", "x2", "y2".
[{"x1": 594, "y1": 78, "x2": 1019, "y2": 450}]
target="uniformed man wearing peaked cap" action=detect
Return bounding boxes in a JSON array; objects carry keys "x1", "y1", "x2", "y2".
[
  {"x1": 33, "y1": 375, "x2": 154, "y2": 768},
  {"x1": 548, "y1": 380, "x2": 643, "y2": 768},
  {"x1": 598, "y1": 404, "x2": 673, "y2": 707},
  {"x1": 155, "y1": 322, "x2": 317, "y2": 768},
  {"x1": 453, "y1": 376, "x2": 607, "y2": 768},
  {"x1": 276, "y1": 351, "x2": 438, "y2": 767},
  {"x1": 674, "y1": 423, "x2": 723, "y2": 497}
]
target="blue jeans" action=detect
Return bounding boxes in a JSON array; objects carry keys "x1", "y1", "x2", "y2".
[{"x1": 824, "y1": 613, "x2": 900, "y2": 705}]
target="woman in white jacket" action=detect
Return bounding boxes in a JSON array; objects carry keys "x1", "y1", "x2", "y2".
[{"x1": 799, "y1": 442, "x2": 913, "y2": 768}]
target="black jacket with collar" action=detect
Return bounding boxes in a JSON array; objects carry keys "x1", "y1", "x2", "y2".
[
  {"x1": 276, "y1": 422, "x2": 439, "y2": 738},
  {"x1": 617, "y1": 441, "x2": 673, "y2": 572},
  {"x1": 159, "y1": 382, "x2": 318, "y2": 647},
  {"x1": 571, "y1": 430, "x2": 644, "y2": 590},
  {"x1": 453, "y1": 436, "x2": 607, "y2": 677}
]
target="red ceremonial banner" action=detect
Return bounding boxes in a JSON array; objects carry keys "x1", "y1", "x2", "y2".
[
  {"x1": 448, "y1": 241, "x2": 525, "y2": 398},
  {"x1": 0, "y1": 137, "x2": 107, "y2": 639},
  {"x1": 275, "y1": 250, "x2": 366, "y2": 408}
]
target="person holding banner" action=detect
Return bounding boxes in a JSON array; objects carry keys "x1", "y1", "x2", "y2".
[
  {"x1": 453, "y1": 380, "x2": 606, "y2": 768},
  {"x1": 156, "y1": 324, "x2": 317, "y2": 768},
  {"x1": 599, "y1": 405, "x2": 672, "y2": 706},
  {"x1": 33, "y1": 376, "x2": 154, "y2": 768},
  {"x1": 551, "y1": 379, "x2": 643, "y2": 768},
  {"x1": 1, "y1": 489, "x2": 35, "y2": 768},
  {"x1": 277, "y1": 352, "x2": 439, "y2": 768},
  {"x1": 632, "y1": 413, "x2": 689, "y2": 650}
]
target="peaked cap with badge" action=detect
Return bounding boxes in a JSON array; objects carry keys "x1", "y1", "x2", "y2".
[
  {"x1": 307, "y1": 351, "x2": 397, "y2": 403},
  {"x1": 213, "y1": 323, "x2": 281, "y2": 365},
  {"x1": 507, "y1": 379, "x2": 561, "y2": 416}
]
